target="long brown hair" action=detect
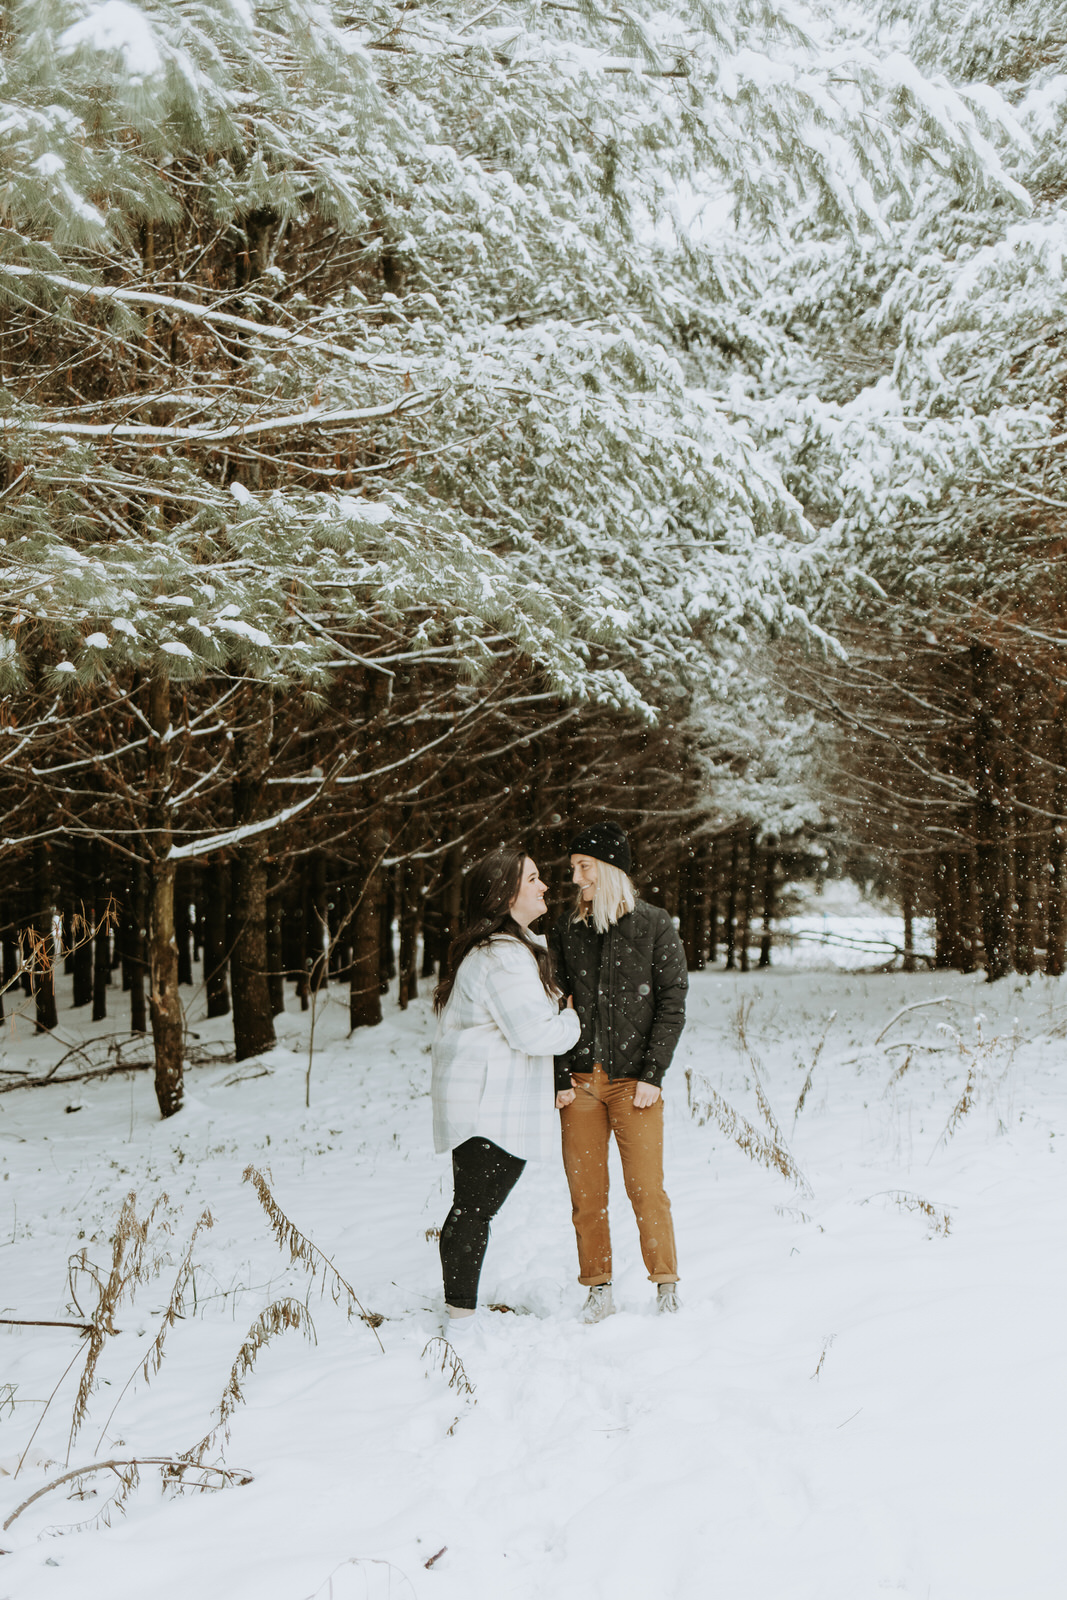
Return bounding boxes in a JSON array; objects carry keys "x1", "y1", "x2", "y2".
[{"x1": 433, "y1": 846, "x2": 560, "y2": 1013}]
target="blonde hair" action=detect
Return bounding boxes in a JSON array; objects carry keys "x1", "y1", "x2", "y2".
[{"x1": 573, "y1": 860, "x2": 638, "y2": 933}]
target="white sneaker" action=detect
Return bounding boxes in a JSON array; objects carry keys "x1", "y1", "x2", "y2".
[
  {"x1": 656, "y1": 1284, "x2": 680, "y2": 1315},
  {"x1": 580, "y1": 1284, "x2": 615, "y2": 1324}
]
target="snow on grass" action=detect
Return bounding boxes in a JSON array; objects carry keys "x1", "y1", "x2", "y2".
[{"x1": 0, "y1": 956, "x2": 1064, "y2": 1599}]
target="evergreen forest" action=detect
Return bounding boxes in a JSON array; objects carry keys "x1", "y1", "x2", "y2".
[{"x1": 4, "y1": 0, "x2": 1067, "y2": 1116}]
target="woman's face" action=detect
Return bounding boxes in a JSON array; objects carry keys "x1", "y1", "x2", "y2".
[
  {"x1": 571, "y1": 854, "x2": 598, "y2": 902},
  {"x1": 509, "y1": 857, "x2": 549, "y2": 929}
]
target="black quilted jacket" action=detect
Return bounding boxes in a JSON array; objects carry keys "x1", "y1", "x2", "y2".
[{"x1": 548, "y1": 900, "x2": 688, "y2": 1092}]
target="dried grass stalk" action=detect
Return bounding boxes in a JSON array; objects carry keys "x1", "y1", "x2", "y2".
[
  {"x1": 887, "y1": 1191, "x2": 952, "y2": 1235},
  {"x1": 939, "y1": 1060, "x2": 978, "y2": 1145},
  {"x1": 243, "y1": 1166, "x2": 384, "y2": 1349},
  {"x1": 92, "y1": 1208, "x2": 215, "y2": 1454},
  {"x1": 66, "y1": 1191, "x2": 172, "y2": 1460},
  {"x1": 422, "y1": 1336, "x2": 476, "y2": 1435},
  {"x1": 687, "y1": 1072, "x2": 812, "y2": 1196},
  {"x1": 794, "y1": 1009, "x2": 836, "y2": 1125},
  {"x1": 181, "y1": 1297, "x2": 314, "y2": 1468}
]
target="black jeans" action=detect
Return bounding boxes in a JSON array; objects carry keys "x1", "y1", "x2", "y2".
[{"x1": 440, "y1": 1137, "x2": 526, "y2": 1310}]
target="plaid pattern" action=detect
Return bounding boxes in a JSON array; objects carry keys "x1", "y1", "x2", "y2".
[{"x1": 432, "y1": 935, "x2": 581, "y2": 1162}]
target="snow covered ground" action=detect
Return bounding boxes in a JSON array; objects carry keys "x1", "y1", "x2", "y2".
[{"x1": 1, "y1": 944, "x2": 1064, "y2": 1600}]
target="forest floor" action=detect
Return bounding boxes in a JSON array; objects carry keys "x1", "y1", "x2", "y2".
[{"x1": 0, "y1": 923, "x2": 1064, "y2": 1600}]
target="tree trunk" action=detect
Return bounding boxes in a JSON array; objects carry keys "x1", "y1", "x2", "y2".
[
  {"x1": 708, "y1": 842, "x2": 719, "y2": 964},
  {"x1": 680, "y1": 849, "x2": 706, "y2": 972},
  {"x1": 380, "y1": 869, "x2": 397, "y2": 992},
  {"x1": 230, "y1": 683, "x2": 276, "y2": 1061},
  {"x1": 397, "y1": 855, "x2": 423, "y2": 1009},
  {"x1": 71, "y1": 872, "x2": 94, "y2": 1009},
  {"x1": 958, "y1": 848, "x2": 978, "y2": 974},
  {"x1": 32, "y1": 842, "x2": 58, "y2": 1033},
  {"x1": 350, "y1": 838, "x2": 386, "y2": 1030},
  {"x1": 266, "y1": 867, "x2": 285, "y2": 1017},
  {"x1": 724, "y1": 831, "x2": 740, "y2": 971},
  {"x1": 934, "y1": 851, "x2": 959, "y2": 970},
  {"x1": 306, "y1": 853, "x2": 328, "y2": 995},
  {"x1": 174, "y1": 882, "x2": 194, "y2": 986},
  {"x1": 739, "y1": 827, "x2": 757, "y2": 974},
  {"x1": 901, "y1": 862, "x2": 916, "y2": 973},
  {"x1": 204, "y1": 862, "x2": 231, "y2": 1018},
  {"x1": 129, "y1": 861, "x2": 148, "y2": 1035},
  {"x1": 1046, "y1": 714, "x2": 1067, "y2": 976},
  {"x1": 147, "y1": 674, "x2": 184, "y2": 1117},
  {"x1": 758, "y1": 840, "x2": 777, "y2": 968},
  {"x1": 92, "y1": 871, "x2": 110, "y2": 1024},
  {"x1": 972, "y1": 646, "x2": 1013, "y2": 981}
]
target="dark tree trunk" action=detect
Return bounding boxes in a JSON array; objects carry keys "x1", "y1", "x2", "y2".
[
  {"x1": 739, "y1": 827, "x2": 757, "y2": 974},
  {"x1": 230, "y1": 684, "x2": 276, "y2": 1061},
  {"x1": 958, "y1": 848, "x2": 978, "y2": 974},
  {"x1": 147, "y1": 674, "x2": 184, "y2": 1118},
  {"x1": 443, "y1": 846, "x2": 464, "y2": 959},
  {"x1": 32, "y1": 842, "x2": 58, "y2": 1033},
  {"x1": 972, "y1": 646, "x2": 1013, "y2": 981},
  {"x1": 350, "y1": 838, "x2": 386, "y2": 1030},
  {"x1": 306, "y1": 853, "x2": 328, "y2": 995},
  {"x1": 680, "y1": 849, "x2": 706, "y2": 972},
  {"x1": 380, "y1": 870, "x2": 396, "y2": 992},
  {"x1": 397, "y1": 855, "x2": 424, "y2": 1009},
  {"x1": 71, "y1": 871, "x2": 94, "y2": 1009},
  {"x1": 901, "y1": 862, "x2": 916, "y2": 973},
  {"x1": 92, "y1": 881, "x2": 110, "y2": 1023},
  {"x1": 724, "y1": 831, "x2": 740, "y2": 971},
  {"x1": 758, "y1": 841, "x2": 777, "y2": 969},
  {"x1": 129, "y1": 861, "x2": 148, "y2": 1035},
  {"x1": 420, "y1": 887, "x2": 443, "y2": 980},
  {"x1": 204, "y1": 862, "x2": 231, "y2": 1018},
  {"x1": 1046, "y1": 714, "x2": 1067, "y2": 976},
  {"x1": 266, "y1": 867, "x2": 285, "y2": 1017},
  {"x1": 175, "y1": 882, "x2": 194, "y2": 987},
  {"x1": 2, "y1": 926, "x2": 18, "y2": 990},
  {"x1": 707, "y1": 841, "x2": 719, "y2": 964}
]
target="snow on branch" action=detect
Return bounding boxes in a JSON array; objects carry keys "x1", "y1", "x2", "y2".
[
  {"x1": 0, "y1": 267, "x2": 393, "y2": 367},
  {"x1": 3, "y1": 393, "x2": 438, "y2": 444},
  {"x1": 167, "y1": 762, "x2": 348, "y2": 861}
]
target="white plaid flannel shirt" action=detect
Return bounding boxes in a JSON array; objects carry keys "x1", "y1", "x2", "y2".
[{"x1": 432, "y1": 935, "x2": 581, "y2": 1161}]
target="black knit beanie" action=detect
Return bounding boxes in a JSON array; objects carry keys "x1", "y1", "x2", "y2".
[{"x1": 569, "y1": 821, "x2": 632, "y2": 873}]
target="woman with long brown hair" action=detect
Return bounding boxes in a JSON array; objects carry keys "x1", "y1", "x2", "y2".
[{"x1": 431, "y1": 846, "x2": 579, "y2": 1333}]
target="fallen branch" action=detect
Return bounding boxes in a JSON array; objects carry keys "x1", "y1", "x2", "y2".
[
  {"x1": 3, "y1": 1457, "x2": 251, "y2": 1531},
  {"x1": 0, "y1": 1061, "x2": 153, "y2": 1095},
  {"x1": 0, "y1": 1318, "x2": 95, "y2": 1333},
  {"x1": 874, "y1": 995, "x2": 955, "y2": 1045}
]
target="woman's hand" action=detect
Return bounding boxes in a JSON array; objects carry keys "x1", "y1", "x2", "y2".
[
  {"x1": 556, "y1": 1003, "x2": 576, "y2": 1107},
  {"x1": 633, "y1": 1082, "x2": 661, "y2": 1109}
]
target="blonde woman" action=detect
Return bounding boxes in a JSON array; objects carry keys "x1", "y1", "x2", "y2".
[
  {"x1": 549, "y1": 822, "x2": 687, "y2": 1322},
  {"x1": 432, "y1": 847, "x2": 580, "y2": 1333}
]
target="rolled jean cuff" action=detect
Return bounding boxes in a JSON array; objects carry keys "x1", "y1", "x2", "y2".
[{"x1": 578, "y1": 1273, "x2": 613, "y2": 1288}]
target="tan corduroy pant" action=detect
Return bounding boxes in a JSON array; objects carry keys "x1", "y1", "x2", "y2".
[{"x1": 560, "y1": 1063, "x2": 679, "y2": 1286}]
